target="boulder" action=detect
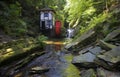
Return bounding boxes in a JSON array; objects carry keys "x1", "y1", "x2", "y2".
[
  {"x1": 78, "y1": 46, "x2": 93, "y2": 54},
  {"x1": 65, "y1": 29, "x2": 95, "y2": 49},
  {"x1": 97, "y1": 46, "x2": 120, "y2": 64},
  {"x1": 94, "y1": 46, "x2": 120, "y2": 70},
  {"x1": 94, "y1": 58, "x2": 113, "y2": 70},
  {"x1": 97, "y1": 68, "x2": 120, "y2": 77},
  {"x1": 99, "y1": 40, "x2": 117, "y2": 50},
  {"x1": 88, "y1": 46, "x2": 103, "y2": 55},
  {"x1": 80, "y1": 69, "x2": 96, "y2": 77},
  {"x1": 72, "y1": 52, "x2": 97, "y2": 68},
  {"x1": 104, "y1": 27, "x2": 120, "y2": 41}
]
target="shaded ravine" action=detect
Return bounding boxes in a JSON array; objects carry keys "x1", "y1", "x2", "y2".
[
  {"x1": 0, "y1": 41, "x2": 80, "y2": 77},
  {"x1": 25, "y1": 41, "x2": 80, "y2": 77}
]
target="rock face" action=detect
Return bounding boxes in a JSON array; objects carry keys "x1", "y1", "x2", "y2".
[
  {"x1": 89, "y1": 46, "x2": 103, "y2": 55},
  {"x1": 65, "y1": 29, "x2": 95, "y2": 49},
  {"x1": 72, "y1": 46, "x2": 104, "y2": 68},
  {"x1": 97, "y1": 68, "x2": 120, "y2": 77},
  {"x1": 95, "y1": 46, "x2": 120, "y2": 71},
  {"x1": 78, "y1": 46, "x2": 93, "y2": 54},
  {"x1": 69, "y1": 25, "x2": 120, "y2": 76},
  {"x1": 72, "y1": 45, "x2": 120, "y2": 71},
  {"x1": 79, "y1": 67, "x2": 120, "y2": 77},
  {"x1": 80, "y1": 69, "x2": 96, "y2": 77},
  {"x1": 99, "y1": 40, "x2": 117, "y2": 50},
  {"x1": 72, "y1": 52, "x2": 97, "y2": 68},
  {"x1": 104, "y1": 27, "x2": 120, "y2": 41},
  {"x1": 71, "y1": 40, "x2": 120, "y2": 76},
  {"x1": 98, "y1": 46, "x2": 120, "y2": 64}
]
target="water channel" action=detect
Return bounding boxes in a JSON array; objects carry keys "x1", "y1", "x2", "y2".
[{"x1": 0, "y1": 40, "x2": 80, "y2": 77}]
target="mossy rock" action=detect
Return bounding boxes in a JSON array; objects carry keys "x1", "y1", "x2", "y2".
[{"x1": 0, "y1": 45, "x2": 43, "y2": 66}]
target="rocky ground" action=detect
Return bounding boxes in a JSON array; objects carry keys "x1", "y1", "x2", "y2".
[
  {"x1": 0, "y1": 25, "x2": 120, "y2": 77},
  {"x1": 0, "y1": 31, "x2": 44, "y2": 66},
  {"x1": 65, "y1": 26, "x2": 120, "y2": 77}
]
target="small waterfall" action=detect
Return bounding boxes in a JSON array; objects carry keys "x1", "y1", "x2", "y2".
[{"x1": 66, "y1": 28, "x2": 74, "y2": 38}]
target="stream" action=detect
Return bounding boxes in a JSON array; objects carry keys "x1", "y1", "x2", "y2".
[{"x1": 0, "y1": 40, "x2": 80, "y2": 77}]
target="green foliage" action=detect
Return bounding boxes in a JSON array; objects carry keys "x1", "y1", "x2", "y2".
[
  {"x1": 61, "y1": 26, "x2": 66, "y2": 37},
  {"x1": 9, "y1": 2, "x2": 21, "y2": 17},
  {"x1": 37, "y1": 35, "x2": 48, "y2": 47},
  {"x1": 0, "y1": 0, "x2": 66, "y2": 37},
  {"x1": 64, "y1": 0, "x2": 119, "y2": 39},
  {"x1": 80, "y1": 13, "x2": 110, "y2": 34},
  {"x1": 65, "y1": 0, "x2": 94, "y2": 22},
  {"x1": 0, "y1": 1, "x2": 27, "y2": 36}
]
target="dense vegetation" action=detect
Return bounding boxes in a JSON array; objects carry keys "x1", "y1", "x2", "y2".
[
  {"x1": 0, "y1": 0, "x2": 120, "y2": 77},
  {"x1": 0, "y1": 0, "x2": 120, "y2": 38},
  {"x1": 64, "y1": 0, "x2": 120, "y2": 39},
  {"x1": 0, "y1": 0, "x2": 66, "y2": 37}
]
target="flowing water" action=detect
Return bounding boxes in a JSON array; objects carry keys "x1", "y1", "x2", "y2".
[{"x1": 0, "y1": 40, "x2": 80, "y2": 77}]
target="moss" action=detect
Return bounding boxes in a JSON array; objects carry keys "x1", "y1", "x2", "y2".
[
  {"x1": 0, "y1": 37, "x2": 45, "y2": 66},
  {"x1": 0, "y1": 45, "x2": 43, "y2": 66}
]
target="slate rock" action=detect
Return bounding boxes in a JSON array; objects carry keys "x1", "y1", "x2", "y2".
[
  {"x1": 72, "y1": 52, "x2": 97, "y2": 68},
  {"x1": 104, "y1": 27, "x2": 120, "y2": 41},
  {"x1": 99, "y1": 40, "x2": 117, "y2": 50},
  {"x1": 79, "y1": 46, "x2": 93, "y2": 54},
  {"x1": 97, "y1": 68, "x2": 120, "y2": 77},
  {"x1": 88, "y1": 46, "x2": 103, "y2": 55},
  {"x1": 80, "y1": 69, "x2": 96, "y2": 77},
  {"x1": 94, "y1": 46, "x2": 120, "y2": 71},
  {"x1": 65, "y1": 29, "x2": 95, "y2": 49},
  {"x1": 97, "y1": 46, "x2": 120, "y2": 64},
  {"x1": 94, "y1": 58, "x2": 113, "y2": 70}
]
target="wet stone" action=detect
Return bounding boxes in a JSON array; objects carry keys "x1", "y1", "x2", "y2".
[
  {"x1": 78, "y1": 46, "x2": 93, "y2": 54},
  {"x1": 97, "y1": 46, "x2": 120, "y2": 64},
  {"x1": 80, "y1": 69, "x2": 96, "y2": 77},
  {"x1": 97, "y1": 68, "x2": 120, "y2": 77},
  {"x1": 99, "y1": 40, "x2": 117, "y2": 50},
  {"x1": 88, "y1": 46, "x2": 103, "y2": 55},
  {"x1": 104, "y1": 27, "x2": 120, "y2": 41},
  {"x1": 72, "y1": 52, "x2": 97, "y2": 68},
  {"x1": 65, "y1": 29, "x2": 95, "y2": 49},
  {"x1": 94, "y1": 46, "x2": 120, "y2": 71},
  {"x1": 94, "y1": 58, "x2": 113, "y2": 70}
]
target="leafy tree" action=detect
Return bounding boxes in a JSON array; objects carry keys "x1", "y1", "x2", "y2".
[{"x1": 64, "y1": 0, "x2": 119, "y2": 38}]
